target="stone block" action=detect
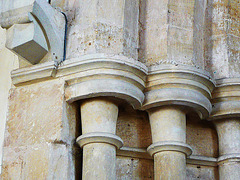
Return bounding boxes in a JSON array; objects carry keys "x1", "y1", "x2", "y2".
[
  {"x1": 186, "y1": 114, "x2": 218, "y2": 157},
  {"x1": 67, "y1": 0, "x2": 139, "y2": 60},
  {"x1": 168, "y1": 26, "x2": 194, "y2": 65},
  {"x1": 116, "y1": 107, "x2": 152, "y2": 148},
  {"x1": 0, "y1": 0, "x2": 35, "y2": 28},
  {"x1": 1, "y1": 0, "x2": 65, "y2": 64},
  {"x1": 116, "y1": 156, "x2": 154, "y2": 179},
  {"x1": 187, "y1": 164, "x2": 219, "y2": 179},
  {"x1": 6, "y1": 22, "x2": 48, "y2": 64},
  {"x1": 1, "y1": 143, "x2": 75, "y2": 179},
  {"x1": 4, "y1": 80, "x2": 76, "y2": 147}
]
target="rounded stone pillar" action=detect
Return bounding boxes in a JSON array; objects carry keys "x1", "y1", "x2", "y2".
[
  {"x1": 77, "y1": 98, "x2": 123, "y2": 179},
  {"x1": 142, "y1": 65, "x2": 214, "y2": 180},
  {"x1": 64, "y1": 55, "x2": 147, "y2": 179},
  {"x1": 216, "y1": 120, "x2": 240, "y2": 180},
  {"x1": 209, "y1": 78, "x2": 240, "y2": 180},
  {"x1": 147, "y1": 107, "x2": 192, "y2": 179},
  {"x1": 63, "y1": 1, "x2": 147, "y2": 175}
]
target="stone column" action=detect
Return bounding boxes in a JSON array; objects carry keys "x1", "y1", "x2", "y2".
[
  {"x1": 205, "y1": 0, "x2": 240, "y2": 178},
  {"x1": 139, "y1": 0, "x2": 214, "y2": 178},
  {"x1": 63, "y1": 0, "x2": 146, "y2": 179},
  {"x1": 142, "y1": 65, "x2": 214, "y2": 180},
  {"x1": 209, "y1": 79, "x2": 240, "y2": 180},
  {"x1": 64, "y1": 56, "x2": 147, "y2": 179},
  {"x1": 147, "y1": 106, "x2": 191, "y2": 179},
  {"x1": 77, "y1": 98, "x2": 123, "y2": 179}
]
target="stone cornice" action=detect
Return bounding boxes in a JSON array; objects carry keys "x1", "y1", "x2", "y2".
[
  {"x1": 142, "y1": 64, "x2": 215, "y2": 119},
  {"x1": 209, "y1": 78, "x2": 240, "y2": 120},
  {"x1": 11, "y1": 54, "x2": 147, "y2": 85},
  {"x1": 11, "y1": 55, "x2": 219, "y2": 113},
  {"x1": 11, "y1": 61, "x2": 55, "y2": 85},
  {"x1": 12, "y1": 54, "x2": 147, "y2": 109},
  {"x1": 117, "y1": 147, "x2": 218, "y2": 167},
  {"x1": 218, "y1": 153, "x2": 240, "y2": 164},
  {"x1": 62, "y1": 54, "x2": 147, "y2": 109}
]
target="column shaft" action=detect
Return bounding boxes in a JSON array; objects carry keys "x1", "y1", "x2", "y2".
[
  {"x1": 154, "y1": 151, "x2": 186, "y2": 180},
  {"x1": 148, "y1": 107, "x2": 188, "y2": 180},
  {"x1": 149, "y1": 107, "x2": 186, "y2": 142},
  {"x1": 219, "y1": 161, "x2": 240, "y2": 180},
  {"x1": 82, "y1": 143, "x2": 116, "y2": 179},
  {"x1": 215, "y1": 119, "x2": 240, "y2": 180},
  {"x1": 81, "y1": 98, "x2": 118, "y2": 134},
  {"x1": 79, "y1": 98, "x2": 121, "y2": 180}
]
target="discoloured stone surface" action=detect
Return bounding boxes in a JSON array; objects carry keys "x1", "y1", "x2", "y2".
[
  {"x1": 83, "y1": 143, "x2": 116, "y2": 180},
  {"x1": 5, "y1": 80, "x2": 66, "y2": 146},
  {"x1": 116, "y1": 106, "x2": 152, "y2": 148},
  {"x1": 79, "y1": 98, "x2": 121, "y2": 179},
  {"x1": 215, "y1": 119, "x2": 240, "y2": 156},
  {"x1": 139, "y1": 0, "x2": 205, "y2": 68},
  {"x1": 148, "y1": 107, "x2": 186, "y2": 143},
  {"x1": 81, "y1": 98, "x2": 118, "y2": 134},
  {"x1": 4, "y1": 80, "x2": 78, "y2": 147},
  {"x1": 1, "y1": 79, "x2": 78, "y2": 179},
  {"x1": 1, "y1": 143, "x2": 74, "y2": 179},
  {"x1": 154, "y1": 152, "x2": 186, "y2": 180},
  {"x1": 219, "y1": 161, "x2": 240, "y2": 180},
  {"x1": 0, "y1": 27, "x2": 19, "y2": 174},
  {"x1": 116, "y1": 156, "x2": 154, "y2": 179},
  {"x1": 117, "y1": 156, "x2": 218, "y2": 179},
  {"x1": 187, "y1": 164, "x2": 219, "y2": 180},
  {"x1": 214, "y1": 119, "x2": 240, "y2": 180},
  {"x1": 187, "y1": 114, "x2": 218, "y2": 157},
  {"x1": 205, "y1": 0, "x2": 240, "y2": 79},
  {"x1": 147, "y1": 107, "x2": 188, "y2": 180},
  {"x1": 66, "y1": 0, "x2": 139, "y2": 60}
]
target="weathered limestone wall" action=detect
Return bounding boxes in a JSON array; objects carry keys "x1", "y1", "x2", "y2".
[
  {"x1": 115, "y1": 105, "x2": 219, "y2": 179},
  {"x1": 1, "y1": 0, "x2": 239, "y2": 179},
  {"x1": 0, "y1": 27, "x2": 19, "y2": 175},
  {"x1": 139, "y1": 0, "x2": 207, "y2": 69},
  {"x1": 1, "y1": 80, "x2": 78, "y2": 179},
  {"x1": 205, "y1": 0, "x2": 240, "y2": 79},
  {"x1": 66, "y1": 0, "x2": 139, "y2": 60},
  {"x1": 116, "y1": 157, "x2": 219, "y2": 180}
]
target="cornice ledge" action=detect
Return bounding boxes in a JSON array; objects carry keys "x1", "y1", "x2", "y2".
[
  {"x1": 65, "y1": 79, "x2": 144, "y2": 109},
  {"x1": 209, "y1": 78, "x2": 240, "y2": 120},
  {"x1": 63, "y1": 54, "x2": 147, "y2": 109},
  {"x1": 187, "y1": 155, "x2": 218, "y2": 166},
  {"x1": 58, "y1": 54, "x2": 148, "y2": 75},
  {"x1": 147, "y1": 141, "x2": 193, "y2": 157},
  {"x1": 218, "y1": 153, "x2": 240, "y2": 164},
  {"x1": 11, "y1": 61, "x2": 55, "y2": 86},
  {"x1": 11, "y1": 54, "x2": 148, "y2": 85},
  {"x1": 142, "y1": 64, "x2": 215, "y2": 119},
  {"x1": 11, "y1": 54, "x2": 148, "y2": 109},
  {"x1": 116, "y1": 147, "x2": 218, "y2": 166},
  {"x1": 76, "y1": 132, "x2": 123, "y2": 149}
]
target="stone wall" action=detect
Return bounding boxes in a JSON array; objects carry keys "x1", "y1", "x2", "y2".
[
  {"x1": 0, "y1": 27, "x2": 19, "y2": 175},
  {"x1": 0, "y1": 0, "x2": 240, "y2": 179},
  {"x1": 1, "y1": 80, "x2": 78, "y2": 179}
]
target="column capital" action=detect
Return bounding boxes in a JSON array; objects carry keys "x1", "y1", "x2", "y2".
[
  {"x1": 209, "y1": 78, "x2": 240, "y2": 120},
  {"x1": 64, "y1": 54, "x2": 147, "y2": 109},
  {"x1": 11, "y1": 53, "x2": 148, "y2": 109},
  {"x1": 147, "y1": 141, "x2": 193, "y2": 157},
  {"x1": 77, "y1": 132, "x2": 123, "y2": 149},
  {"x1": 142, "y1": 64, "x2": 215, "y2": 119}
]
